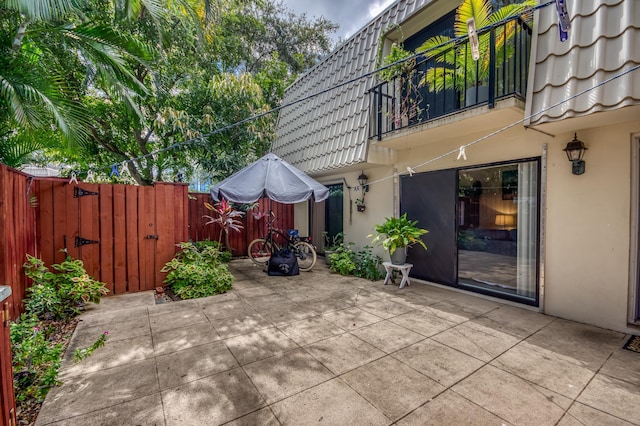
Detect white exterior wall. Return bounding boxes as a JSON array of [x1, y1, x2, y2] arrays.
[[301, 120, 640, 333], [544, 124, 636, 333]]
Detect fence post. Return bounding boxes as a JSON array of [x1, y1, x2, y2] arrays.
[[488, 27, 496, 109]]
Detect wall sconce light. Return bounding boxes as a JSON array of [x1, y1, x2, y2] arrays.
[[563, 133, 588, 175], [358, 172, 369, 192]]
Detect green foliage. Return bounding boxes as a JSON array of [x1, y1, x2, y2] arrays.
[[194, 240, 232, 262], [23, 255, 109, 321], [378, 43, 415, 82], [161, 242, 233, 299], [329, 243, 357, 276], [74, 331, 109, 363], [417, 0, 534, 92], [323, 231, 344, 252], [10, 315, 64, 403], [354, 246, 385, 281], [369, 213, 428, 255], [329, 243, 384, 280]]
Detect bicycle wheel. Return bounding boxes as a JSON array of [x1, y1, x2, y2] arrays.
[[248, 238, 273, 266], [293, 241, 317, 271]]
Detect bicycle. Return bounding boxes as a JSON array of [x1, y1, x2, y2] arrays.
[[247, 211, 317, 271]]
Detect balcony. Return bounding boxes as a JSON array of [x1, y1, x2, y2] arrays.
[[369, 17, 532, 141]]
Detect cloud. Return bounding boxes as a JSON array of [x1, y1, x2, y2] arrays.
[[281, 0, 396, 41]]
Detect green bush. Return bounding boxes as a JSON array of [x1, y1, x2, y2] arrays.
[[10, 315, 64, 403], [354, 246, 384, 281], [23, 255, 109, 321], [194, 240, 232, 262], [328, 243, 357, 276], [161, 242, 233, 299]]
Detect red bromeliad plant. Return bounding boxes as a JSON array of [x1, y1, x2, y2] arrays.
[[204, 198, 245, 251]]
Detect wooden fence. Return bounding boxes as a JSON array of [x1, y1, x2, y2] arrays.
[[188, 193, 294, 256], [0, 164, 295, 425], [34, 179, 189, 297], [0, 166, 37, 320]]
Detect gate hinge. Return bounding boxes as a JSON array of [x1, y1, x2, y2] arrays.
[[75, 236, 99, 247], [74, 187, 99, 198]]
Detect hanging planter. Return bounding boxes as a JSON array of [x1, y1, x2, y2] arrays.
[[355, 198, 366, 212]]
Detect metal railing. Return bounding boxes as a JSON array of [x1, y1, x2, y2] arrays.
[[369, 16, 532, 140]]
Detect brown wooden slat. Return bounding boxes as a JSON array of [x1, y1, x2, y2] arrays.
[[125, 185, 139, 292], [99, 184, 114, 293], [155, 183, 174, 287], [64, 182, 80, 261], [37, 180, 55, 267], [78, 183, 100, 280], [138, 186, 156, 291], [112, 185, 127, 294]]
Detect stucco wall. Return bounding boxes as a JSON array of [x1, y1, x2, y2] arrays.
[[544, 125, 635, 333], [301, 120, 640, 333]]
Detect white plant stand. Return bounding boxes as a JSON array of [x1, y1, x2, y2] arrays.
[[382, 262, 413, 289]]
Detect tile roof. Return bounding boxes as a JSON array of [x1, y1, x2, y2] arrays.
[[273, 0, 435, 174], [526, 0, 640, 126]]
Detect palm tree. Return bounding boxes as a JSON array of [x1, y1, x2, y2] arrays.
[[417, 0, 534, 94], [0, 0, 154, 163]]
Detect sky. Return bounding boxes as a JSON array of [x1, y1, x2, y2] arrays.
[[281, 0, 396, 43]]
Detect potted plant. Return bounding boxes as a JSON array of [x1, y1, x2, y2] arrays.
[[378, 38, 423, 126], [355, 198, 366, 212], [322, 231, 344, 266], [416, 0, 534, 105], [369, 213, 428, 265]]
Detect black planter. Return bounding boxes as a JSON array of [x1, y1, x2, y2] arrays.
[[357, 205, 366, 212]]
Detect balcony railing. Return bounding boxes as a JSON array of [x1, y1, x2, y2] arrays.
[[369, 17, 532, 140]]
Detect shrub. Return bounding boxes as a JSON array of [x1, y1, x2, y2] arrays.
[[161, 242, 233, 299], [329, 243, 357, 276], [330, 243, 384, 280], [194, 240, 232, 262], [10, 315, 64, 403], [23, 255, 109, 321], [354, 246, 384, 281]]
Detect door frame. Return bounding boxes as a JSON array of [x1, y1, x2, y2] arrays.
[[629, 134, 640, 325]]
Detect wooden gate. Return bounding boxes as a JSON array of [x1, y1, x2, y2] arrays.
[[34, 179, 188, 295]]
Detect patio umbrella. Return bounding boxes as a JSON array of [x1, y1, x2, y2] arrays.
[[210, 153, 329, 204]]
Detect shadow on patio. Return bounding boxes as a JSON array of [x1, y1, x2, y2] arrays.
[[35, 259, 640, 425]]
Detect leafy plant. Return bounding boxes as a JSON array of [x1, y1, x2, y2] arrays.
[[323, 231, 344, 252], [417, 0, 534, 93], [329, 243, 357, 276], [194, 240, 232, 262], [10, 315, 64, 403], [354, 246, 384, 281], [204, 198, 245, 252], [378, 42, 415, 83], [23, 255, 109, 321], [161, 242, 233, 299], [74, 332, 109, 363], [369, 213, 428, 255]]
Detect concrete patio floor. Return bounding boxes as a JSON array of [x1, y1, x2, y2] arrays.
[[35, 259, 640, 425]]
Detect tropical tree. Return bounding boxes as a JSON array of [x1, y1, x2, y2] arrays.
[[0, 0, 154, 167], [416, 0, 534, 93]]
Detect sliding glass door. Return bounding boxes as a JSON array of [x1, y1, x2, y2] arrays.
[[457, 160, 539, 303], [401, 158, 540, 305]]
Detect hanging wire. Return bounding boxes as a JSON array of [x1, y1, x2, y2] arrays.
[[98, 1, 556, 177], [365, 62, 640, 188]]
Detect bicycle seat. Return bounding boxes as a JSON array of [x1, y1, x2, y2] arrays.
[[287, 229, 299, 237]]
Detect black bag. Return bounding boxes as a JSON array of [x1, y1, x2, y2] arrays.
[[267, 249, 300, 276]]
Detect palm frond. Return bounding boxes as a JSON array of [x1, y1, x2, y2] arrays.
[[3, 0, 80, 21]]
